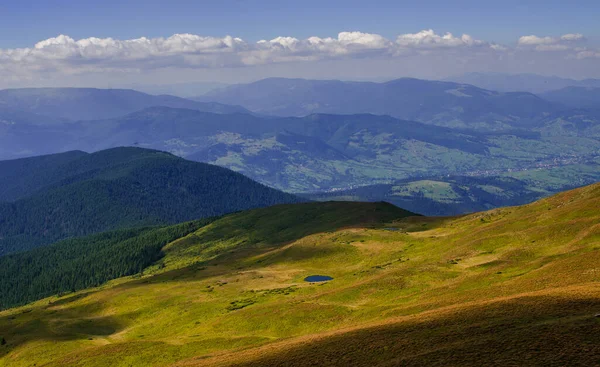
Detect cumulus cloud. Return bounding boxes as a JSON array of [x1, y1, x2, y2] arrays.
[[0, 30, 597, 83], [518, 35, 556, 46], [0, 30, 498, 77], [560, 33, 585, 42], [396, 29, 486, 49], [574, 49, 600, 59], [517, 33, 586, 51]]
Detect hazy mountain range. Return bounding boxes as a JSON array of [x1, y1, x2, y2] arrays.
[[198, 77, 558, 130], [446, 72, 600, 94], [0, 87, 248, 121], [1, 77, 599, 197], [539, 86, 600, 109]]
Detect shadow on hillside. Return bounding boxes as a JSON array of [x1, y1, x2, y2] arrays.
[[45, 292, 90, 308], [0, 300, 136, 359], [127, 202, 415, 283], [200, 201, 414, 245], [0, 201, 422, 359], [213, 293, 600, 367]]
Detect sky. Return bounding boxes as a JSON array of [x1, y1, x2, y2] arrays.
[[0, 0, 599, 88]]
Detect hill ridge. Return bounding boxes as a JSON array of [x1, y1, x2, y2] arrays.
[[0, 147, 301, 256]]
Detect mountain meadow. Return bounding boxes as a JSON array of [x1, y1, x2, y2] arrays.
[[0, 183, 599, 366]]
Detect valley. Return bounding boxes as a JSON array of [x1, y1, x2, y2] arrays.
[[0, 79, 598, 216]]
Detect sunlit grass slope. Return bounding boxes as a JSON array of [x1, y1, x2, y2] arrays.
[[1, 185, 600, 366]]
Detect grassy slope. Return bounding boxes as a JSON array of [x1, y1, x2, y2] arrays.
[[1, 187, 599, 366]]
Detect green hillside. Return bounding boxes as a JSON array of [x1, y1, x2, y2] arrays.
[[0, 184, 599, 366], [0, 147, 301, 255]]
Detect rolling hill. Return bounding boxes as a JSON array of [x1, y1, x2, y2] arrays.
[[3, 104, 598, 195], [68, 107, 598, 193], [305, 175, 548, 215], [199, 77, 557, 130], [0, 105, 69, 126], [540, 86, 600, 109], [1, 104, 599, 201], [0, 147, 301, 256], [0, 107, 496, 189], [305, 162, 600, 216], [446, 72, 600, 94], [0, 87, 249, 121], [0, 183, 598, 366]]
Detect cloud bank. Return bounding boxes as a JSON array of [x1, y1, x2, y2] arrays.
[[517, 33, 587, 52], [0, 30, 598, 84], [4, 30, 496, 72]]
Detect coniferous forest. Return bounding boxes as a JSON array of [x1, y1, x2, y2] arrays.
[[0, 218, 215, 310], [0, 147, 302, 256]]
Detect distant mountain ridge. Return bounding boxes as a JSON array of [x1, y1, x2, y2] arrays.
[[446, 72, 600, 94], [539, 86, 600, 109], [1, 104, 600, 194], [198, 77, 557, 130], [0, 87, 249, 121], [0, 79, 599, 201]]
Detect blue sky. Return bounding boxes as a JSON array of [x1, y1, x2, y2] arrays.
[[1, 0, 598, 47], [0, 0, 599, 87]]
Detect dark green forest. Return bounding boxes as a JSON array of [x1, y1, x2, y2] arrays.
[[0, 218, 215, 310], [0, 147, 301, 256]]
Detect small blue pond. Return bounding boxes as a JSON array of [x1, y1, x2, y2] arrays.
[[304, 275, 333, 282]]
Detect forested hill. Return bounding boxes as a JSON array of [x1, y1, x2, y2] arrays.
[[0, 147, 302, 256]]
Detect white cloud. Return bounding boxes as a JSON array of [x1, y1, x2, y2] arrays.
[[396, 29, 486, 49], [560, 33, 585, 42], [574, 50, 600, 59], [517, 33, 587, 52], [490, 44, 509, 51], [535, 44, 570, 52], [517, 35, 556, 46], [338, 31, 391, 48], [0, 30, 597, 84], [1, 30, 492, 77]]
